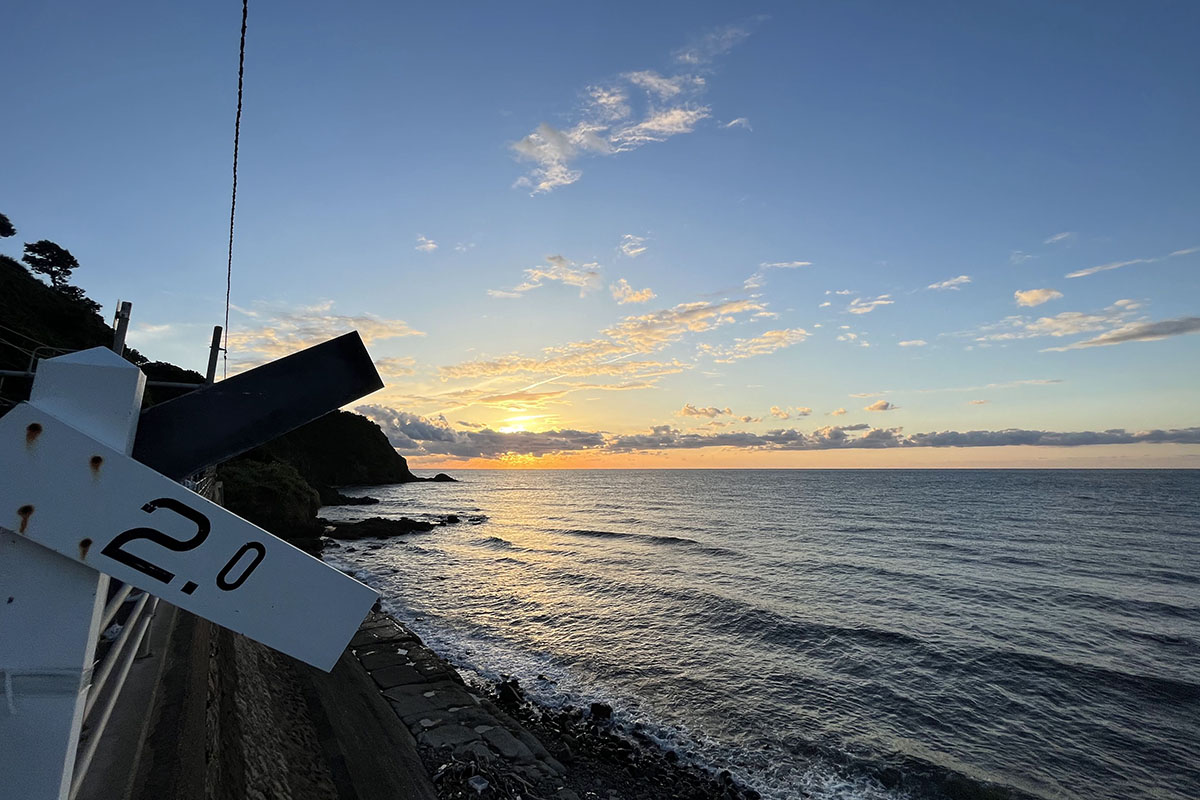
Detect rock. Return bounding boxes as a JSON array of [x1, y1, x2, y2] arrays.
[[441, 514, 461, 524], [418, 723, 480, 749], [430, 473, 457, 482], [554, 790, 581, 800], [326, 516, 437, 540], [590, 702, 613, 721], [482, 726, 533, 761], [497, 678, 524, 707]]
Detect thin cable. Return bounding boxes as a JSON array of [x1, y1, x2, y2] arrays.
[[223, 0, 248, 380]]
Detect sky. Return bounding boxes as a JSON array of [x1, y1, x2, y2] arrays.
[[3, 1, 1199, 468]]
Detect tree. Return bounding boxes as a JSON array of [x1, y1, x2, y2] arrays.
[[55, 284, 102, 315], [0, 213, 14, 238], [22, 240, 79, 288]]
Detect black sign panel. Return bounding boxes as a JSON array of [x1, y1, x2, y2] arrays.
[[133, 332, 383, 479]]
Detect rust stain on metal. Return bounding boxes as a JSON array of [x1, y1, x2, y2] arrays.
[[79, 538, 93, 559], [25, 422, 43, 446], [90, 455, 104, 475], [17, 505, 34, 534]]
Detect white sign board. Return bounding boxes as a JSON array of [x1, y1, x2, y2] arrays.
[[0, 403, 377, 671]]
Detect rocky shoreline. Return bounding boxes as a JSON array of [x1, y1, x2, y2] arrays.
[[350, 611, 764, 800]]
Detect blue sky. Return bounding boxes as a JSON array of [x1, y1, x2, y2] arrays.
[[4, 1, 1198, 467]]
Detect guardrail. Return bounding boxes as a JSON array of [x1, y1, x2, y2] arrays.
[[67, 471, 216, 800]]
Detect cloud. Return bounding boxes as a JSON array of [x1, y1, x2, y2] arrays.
[[476, 389, 571, 409], [1044, 232, 1075, 245], [511, 24, 751, 193], [819, 301, 831, 308], [415, 235, 438, 252], [454, 242, 476, 253], [724, 117, 752, 131], [970, 303, 1141, 344], [625, 70, 699, 99], [442, 297, 766, 381], [360, 404, 1200, 460], [699, 328, 809, 362], [968, 400, 989, 405], [864, 399, 898, 412], [619, 234, 648, 258], [848, 295, 894, 314], [610, 278, 656, 304], [744, 260, 812, 290], [1043, 316, 1200, 352], [769, 406, 813, 420], [374, 356, 416, 377], [1066, 246, 1198, 279], [227, 302, 424, 368], [492, 254, 603, 298], [829, 408, 847, 416], [604, 425, 1200, 454], [676, 403, 732, 418], [357, 405, 606, 459], [1010, 251, 1035, 265], [673, 22, 753, 65], [898, 340, 927, 347], [1014, 288, 1064, 307], [927, 275, 971, 290]]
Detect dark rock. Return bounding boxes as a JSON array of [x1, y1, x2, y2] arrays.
[[664, 750, 678, 763], [326, 516, 437, 540], [430, 473, 457, 482], [497, 678, 524, 708], [318, 486, 380, 506], [590, 702, 613, 721], [441, 514, 461, 524]]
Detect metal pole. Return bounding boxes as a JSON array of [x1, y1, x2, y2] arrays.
[[0, 348, 146, 800], [110, 302, 133, 356], [205, 326, 223, 384]]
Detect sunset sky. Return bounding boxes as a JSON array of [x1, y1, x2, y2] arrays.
[[4, 2, 1198, 468]]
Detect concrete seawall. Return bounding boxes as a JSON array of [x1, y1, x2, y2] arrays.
[[127, 608, 437, 800]]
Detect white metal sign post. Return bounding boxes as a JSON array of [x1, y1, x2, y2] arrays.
[[0, 348, 379, 800]]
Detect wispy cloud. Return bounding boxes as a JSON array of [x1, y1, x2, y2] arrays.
[[1014, 288, 1063, 307], [864, 399, 898, 412], [1010, 251, 1035, 265], [968, 399, 989, 405], [610, 278, 656, 305], [848, 295, 894, 314], [1044, 232, 1075, 245], [970, 301, 1141, 343], [927, 275, 971, 291], [490, 254, 603, 298], [829, 408, 847, 416], [1066, 246, 1198, 279], [724, 117, 752, 131], [619, 234, 648, 258], [1042, 316, 1200, 351], [677, 403, 732, 418], [770, 405, 811, 420], [442, 297, 766, 381], [374, 356, 417, 377], [744, 260, 812, 290], [415, 234, 438, 252], [228, 302, 424, 369], [699, 328, 809, 362], [898, 339, 927, 347], [511, 23, 753, 193]]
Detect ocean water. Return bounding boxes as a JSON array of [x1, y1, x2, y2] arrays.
[[324, 470, 1200, 800]]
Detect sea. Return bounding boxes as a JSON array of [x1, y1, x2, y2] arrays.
[[322, 470, 1200, 800]]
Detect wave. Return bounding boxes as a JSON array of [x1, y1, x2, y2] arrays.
[[550, 527, 739, 557]]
